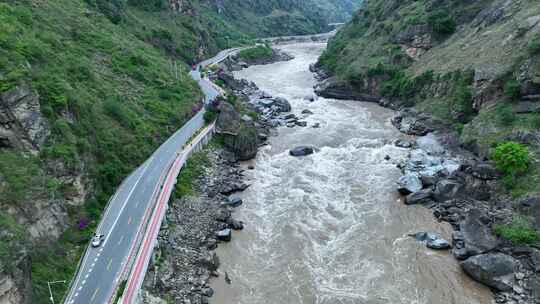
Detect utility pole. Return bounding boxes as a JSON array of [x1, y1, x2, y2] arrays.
[[47, 280, 66, 304]]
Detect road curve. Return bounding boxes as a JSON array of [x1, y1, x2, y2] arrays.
[[63, 48, 241, 304]]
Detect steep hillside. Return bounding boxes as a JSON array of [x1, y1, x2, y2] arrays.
[[200, 0, 361, 36], [318, 0, 540, 194], [0, 0, 358, 303]]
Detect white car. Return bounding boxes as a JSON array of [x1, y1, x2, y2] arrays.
[[91, 234, 104, 248]]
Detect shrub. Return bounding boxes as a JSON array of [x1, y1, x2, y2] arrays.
[[427, 10, 456, 35], [494, 216, 540, 245], [455, 80, 473, 119], [203, 107, 219, 123], [528, 38, 540, 55], [496, 105, 516, 126], [492, 141, 529, 176], [504, 80, 521, 100]]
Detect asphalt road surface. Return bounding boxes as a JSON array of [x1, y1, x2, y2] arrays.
[[64, 48, 240, 304]]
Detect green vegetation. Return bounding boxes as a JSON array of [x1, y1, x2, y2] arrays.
[[427, 10, 456, 35], [237, 45, 274, 61], [113, 280, 127, 304], [492, 141, 529, 176], [504, 79, 521, 100], [174, 148, 210, 197], [528, 37, 540, 55], [494, 216, 540, 245]]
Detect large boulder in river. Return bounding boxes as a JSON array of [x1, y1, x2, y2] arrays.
[[461, 253, 517, 291], [216, 102, 258, 161], [397, 173, 422, 195], [314, 77, 380, 102], [405, 189, 433, 205], [411, 232, 451, 250], [290, 146, 314, 157], [273, 97, 291, 112]]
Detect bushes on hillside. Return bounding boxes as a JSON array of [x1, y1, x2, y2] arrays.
[[427, 10, 456, 35], [492, 141, 529, 176], [528, 37, 540, 55], [504, 79, 521, 100]]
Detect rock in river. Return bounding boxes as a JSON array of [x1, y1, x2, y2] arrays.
[[410, 232, 451, 250], [461, 253, 518, 291], [290, 146, 315, 157], [397, 173, 422, 195], [222, 196, 243, 208], [216, 228, 232, 242], [405, 189, 433, 205]]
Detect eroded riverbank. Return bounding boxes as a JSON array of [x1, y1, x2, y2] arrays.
[[210, 43, 493, 304]]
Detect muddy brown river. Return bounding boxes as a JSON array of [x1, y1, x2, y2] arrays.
[[211, 43, 493, 304]]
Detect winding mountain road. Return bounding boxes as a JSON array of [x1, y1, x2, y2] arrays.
[[63, 48, 240, 304]]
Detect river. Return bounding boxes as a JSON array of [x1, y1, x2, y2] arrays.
[[211, 42, 493, 304]]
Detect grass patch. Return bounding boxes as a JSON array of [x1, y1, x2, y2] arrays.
[[174, 148, 211, 198], [494, 216, 540, 245]]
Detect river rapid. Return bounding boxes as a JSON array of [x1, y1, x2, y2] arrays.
[[211, 43, 493, 304]]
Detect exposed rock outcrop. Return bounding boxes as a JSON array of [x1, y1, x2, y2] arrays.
[[0, 85, 49, 152], [216, 101, 258, 161], [314, 77, 381, 102]]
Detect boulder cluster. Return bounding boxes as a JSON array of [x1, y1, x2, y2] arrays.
[[391, 112, 540, 303], [143, 149, 248, 304]]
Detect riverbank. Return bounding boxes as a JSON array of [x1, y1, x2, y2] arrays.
[[313, 59, 540, 303], [139, 47, 296, 304]]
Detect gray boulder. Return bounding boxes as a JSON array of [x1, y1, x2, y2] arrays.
[[433, 179, 464, 202], [397, 173, 422, 195], [517, 196, 540, 230], [290, 146, 314, 157], [410, 232, 451, 250], [471, 163, 499, 180], [405, 189, 433, 205], [221, 196, 243, 208], [273, 97, 291, 112], [459, 209, 499, 258], [395, 139, 415, 148], [216, 229, 232, 242], [461, 253, 517, 291]]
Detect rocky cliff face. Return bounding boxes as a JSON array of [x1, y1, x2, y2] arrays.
[[0, 86, 49, 153], [216, 101, 258, 161]]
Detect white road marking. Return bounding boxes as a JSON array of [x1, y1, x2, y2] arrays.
[[101, 159, 153, 249], [82, 280, 86, 285], [118, 235, 124, 245]]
